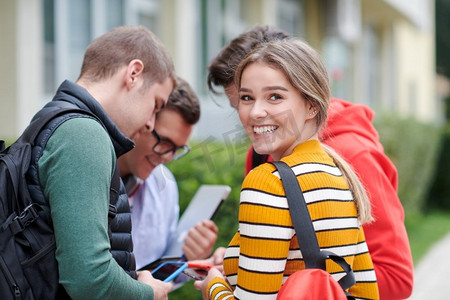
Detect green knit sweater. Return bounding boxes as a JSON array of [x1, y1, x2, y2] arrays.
[[39, 117, 153, 299]]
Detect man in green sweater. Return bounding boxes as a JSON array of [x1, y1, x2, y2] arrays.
[[31, 26, 176, 299]]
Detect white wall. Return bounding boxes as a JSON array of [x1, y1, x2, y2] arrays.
[[0, 0, 43, 139], [17, 0, 43, 132]]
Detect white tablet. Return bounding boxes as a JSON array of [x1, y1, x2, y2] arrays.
[[162, 184, 231, 258]]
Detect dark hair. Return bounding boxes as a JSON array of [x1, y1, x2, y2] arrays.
[[79, 25, 176, 88], [159, 77, 200, 125], [207, 25, 290, 93]]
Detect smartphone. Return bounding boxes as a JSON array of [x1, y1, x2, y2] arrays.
[[182, 262, 214, 281], [138, 256, 182, 271], [151, 261, 188, 282]]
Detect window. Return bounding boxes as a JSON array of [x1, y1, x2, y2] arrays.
[[362, 24, 380, 107], [42, 0, 158, 99], [43, 0, 55, 95], [277, 0, 304, 37], [322, 36, 353, 100], [201, 0, 247, 94]]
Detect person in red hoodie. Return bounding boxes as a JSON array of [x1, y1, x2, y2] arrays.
[[207, 25, 414, 299]]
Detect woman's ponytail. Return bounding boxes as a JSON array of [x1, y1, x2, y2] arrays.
[[322, 144, 373, 224]]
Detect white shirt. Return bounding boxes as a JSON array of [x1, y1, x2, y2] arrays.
[[129, 165, 179, 270]]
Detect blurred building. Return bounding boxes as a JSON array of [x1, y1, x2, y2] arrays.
[[0, 0, 437, 142]]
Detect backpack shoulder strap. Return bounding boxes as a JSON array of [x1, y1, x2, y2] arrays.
[[34, 103, 119, 218], [36, 103, 119, 216], [0, 106, 99, 232], [18, 106, 98, 146], [271, 161, 356, 292], [271, 161, 324, 269]]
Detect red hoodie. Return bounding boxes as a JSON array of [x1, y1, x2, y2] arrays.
[[245, 98, 414, 299]]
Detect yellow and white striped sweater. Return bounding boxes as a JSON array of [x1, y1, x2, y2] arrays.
[[207, 140, 379, 300]]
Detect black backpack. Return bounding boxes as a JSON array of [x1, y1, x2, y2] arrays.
[[0, 106, 120, 299]]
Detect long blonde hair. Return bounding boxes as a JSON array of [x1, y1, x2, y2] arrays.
[[235, 39, 372, 224], [322, 144, 373, 223]]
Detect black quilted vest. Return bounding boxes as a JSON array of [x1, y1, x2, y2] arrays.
[[25, 81, 137, 286]]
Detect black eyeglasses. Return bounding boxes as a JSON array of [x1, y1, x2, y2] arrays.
[[151, 130, 190, 160]]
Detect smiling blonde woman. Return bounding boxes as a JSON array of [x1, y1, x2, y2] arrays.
[[195, 38, 379, 300]]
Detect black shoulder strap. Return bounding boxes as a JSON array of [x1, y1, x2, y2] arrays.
[[36, 104, 120, 220], [37, 101, 120, 212], [271, 161, 356, 293], [271, 161, 324, 269], [23, 104, 118, 217], [17, 107, 96, 146], [1, 106, 102, 232]]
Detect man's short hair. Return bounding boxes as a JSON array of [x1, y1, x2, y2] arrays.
[[207, 25, 290, 93], [79, 25, 176, 88], [160, 77, 200, 125]]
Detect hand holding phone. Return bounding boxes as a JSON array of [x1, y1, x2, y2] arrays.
[[137, 270, 173, 298], [151, 261, 188, 282]]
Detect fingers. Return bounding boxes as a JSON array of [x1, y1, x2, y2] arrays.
[[136, 270, 173, 299], [215, 264, 224, 275], [200, 220, 219, 233], [183, 220, 218, 260], [212, 247, 226, 265], [137, 271, 173, 300]]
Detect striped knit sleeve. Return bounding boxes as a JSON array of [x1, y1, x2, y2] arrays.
[[347, 229, 379, 299], [206, 278, 234, 300], [233, 164, 292, 299]]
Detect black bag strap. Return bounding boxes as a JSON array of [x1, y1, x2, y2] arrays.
[[32, 103, 120, 220], [271, 161, 323, 269], [271, 161, 356, 294], [17, 106, 98, 146], [1, 106, 107, 232]]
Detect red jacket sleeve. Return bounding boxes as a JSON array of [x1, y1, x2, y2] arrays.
[[345, 148, 414, 299]]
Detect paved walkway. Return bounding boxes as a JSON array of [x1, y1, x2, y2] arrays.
[[408, 233, 450, 299]]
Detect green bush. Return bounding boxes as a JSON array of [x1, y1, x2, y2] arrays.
[[427, 123, 450, 210], [167, 138, 249, 298], [373, 113, 442, 214], [167, 138, 249, 249]]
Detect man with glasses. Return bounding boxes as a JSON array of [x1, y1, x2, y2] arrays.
[[118, 77, 218, 270], [151, 130, 191, 160]]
